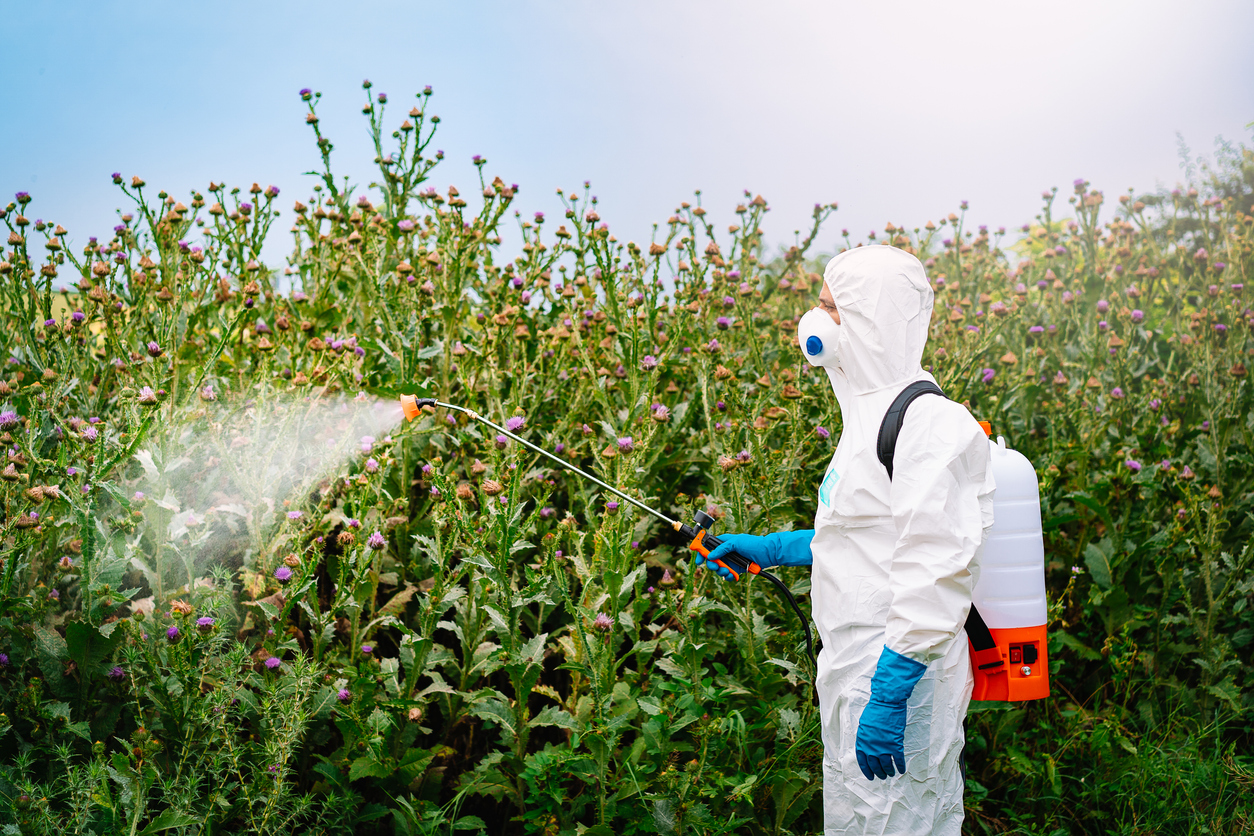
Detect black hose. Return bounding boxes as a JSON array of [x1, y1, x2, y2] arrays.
[[755, 568, 818, 671]]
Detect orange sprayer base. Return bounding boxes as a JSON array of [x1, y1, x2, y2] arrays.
[[970, 624, 1050, 701]]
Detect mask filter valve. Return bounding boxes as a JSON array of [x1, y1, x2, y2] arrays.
[[797, 307, 842, 368]]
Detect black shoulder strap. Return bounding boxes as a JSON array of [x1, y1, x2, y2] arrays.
[[876, 380, 947, 480]]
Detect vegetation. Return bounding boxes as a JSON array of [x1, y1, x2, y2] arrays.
[[1, 83, 1252, 834]]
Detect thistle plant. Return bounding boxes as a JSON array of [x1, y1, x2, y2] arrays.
[[0, 86, 1252, 835]]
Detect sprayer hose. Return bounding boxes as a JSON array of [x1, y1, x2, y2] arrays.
[[755, 568, 817, 670]]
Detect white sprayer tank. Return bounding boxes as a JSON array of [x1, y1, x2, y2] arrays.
[[970, 434, 1050, 701]]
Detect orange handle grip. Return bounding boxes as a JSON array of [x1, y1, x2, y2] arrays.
[[687, 530, 762, 578]]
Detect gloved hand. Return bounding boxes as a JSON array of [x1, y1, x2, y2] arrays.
[[696, 530, 814, 581], [855, 645, 927, 780]]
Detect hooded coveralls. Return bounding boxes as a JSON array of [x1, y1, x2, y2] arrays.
[[810, 246, 995, 835]]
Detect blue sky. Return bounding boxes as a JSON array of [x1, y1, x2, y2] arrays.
[[3, 0, 1252, 268]]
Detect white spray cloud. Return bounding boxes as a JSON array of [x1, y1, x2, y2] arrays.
[[122, 393, 406, 604]]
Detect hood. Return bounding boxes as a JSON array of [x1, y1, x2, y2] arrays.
[[820, 245, 934, 396]]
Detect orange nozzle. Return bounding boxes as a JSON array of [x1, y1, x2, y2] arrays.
[[406, 393, 441, 418], [978, 420, 992, 437]]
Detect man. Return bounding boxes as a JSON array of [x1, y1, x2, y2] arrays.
[[696, 245, 995, 835]]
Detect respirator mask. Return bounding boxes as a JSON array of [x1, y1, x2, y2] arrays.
[[797, 307, 843, 369]]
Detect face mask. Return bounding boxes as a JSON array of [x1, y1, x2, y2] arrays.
[[797, 307, 843, 369]]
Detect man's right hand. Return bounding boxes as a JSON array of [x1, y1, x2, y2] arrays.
[[695, 530, 814, 581]]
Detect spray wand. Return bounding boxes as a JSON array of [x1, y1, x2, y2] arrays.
[[400, 395, 816, 668]]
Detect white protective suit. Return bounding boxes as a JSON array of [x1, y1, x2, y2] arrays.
[[804, 245, 995, 835]]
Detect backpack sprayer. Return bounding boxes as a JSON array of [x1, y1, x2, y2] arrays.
[[400, 395, 817, 668]]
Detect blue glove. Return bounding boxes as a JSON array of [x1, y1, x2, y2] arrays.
[[696, 530, 814, 581], [855, 645, 927, 780]]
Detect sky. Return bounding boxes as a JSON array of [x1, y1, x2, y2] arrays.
[[3, 0, 1252, 270]]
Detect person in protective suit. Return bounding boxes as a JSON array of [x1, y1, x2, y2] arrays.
[[695, 245, 995, 835]]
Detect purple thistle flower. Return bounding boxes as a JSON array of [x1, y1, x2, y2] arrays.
[[108, 665, 124, 681], [72, 310, 85, 323], [81, 426, 99, 442], [1201, 420, 1211, 430], [361, 644, 373, 655], [166, 625, 180, 642], [716, 316, 731, 330], [274, 566, 293, 584], [44, 318, 57, 328], [494, 434, 509, 449], [66, 467, 78, 476], [48, 589, 59, 600], [1131, 309, 1144, 323], [1098, 320, 1109, 331], [640, 355, 658, 370], [593, 613, 613, 632], [1214, 323, 1227, 333], [1111, 387, 1125, 399], [606, 501, 620, 515], [982, 368, 995, 384], [816, 426, 831, 440], [265, 656, 281, 670], [1149, 398, 1162, 411], [1125, 459, 1142, 472], [337, 688, 352, 703], [1160, 460, 1172, 470], [1028, 325, 1044, 335], [347, 518, 361, 529], [196, 616, 215, 633], [1097, 299, 1109, 313], [300, 87, 312, 99], [367, 531, 386, 550], [540, 507, 555, 519], [0, 411, 17, 426], [146, 341, 162, 357], [287, 511, 302, 520], [617, 436, 634, 452], [505, 416, 525, 432], [0, 654, 10, 667], [365, 458, 379, 473]]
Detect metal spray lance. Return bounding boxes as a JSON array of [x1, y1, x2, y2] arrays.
[[399, 395, 816, 667]]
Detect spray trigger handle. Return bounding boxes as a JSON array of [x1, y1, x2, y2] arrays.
[[682, 516, 761, 579]]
